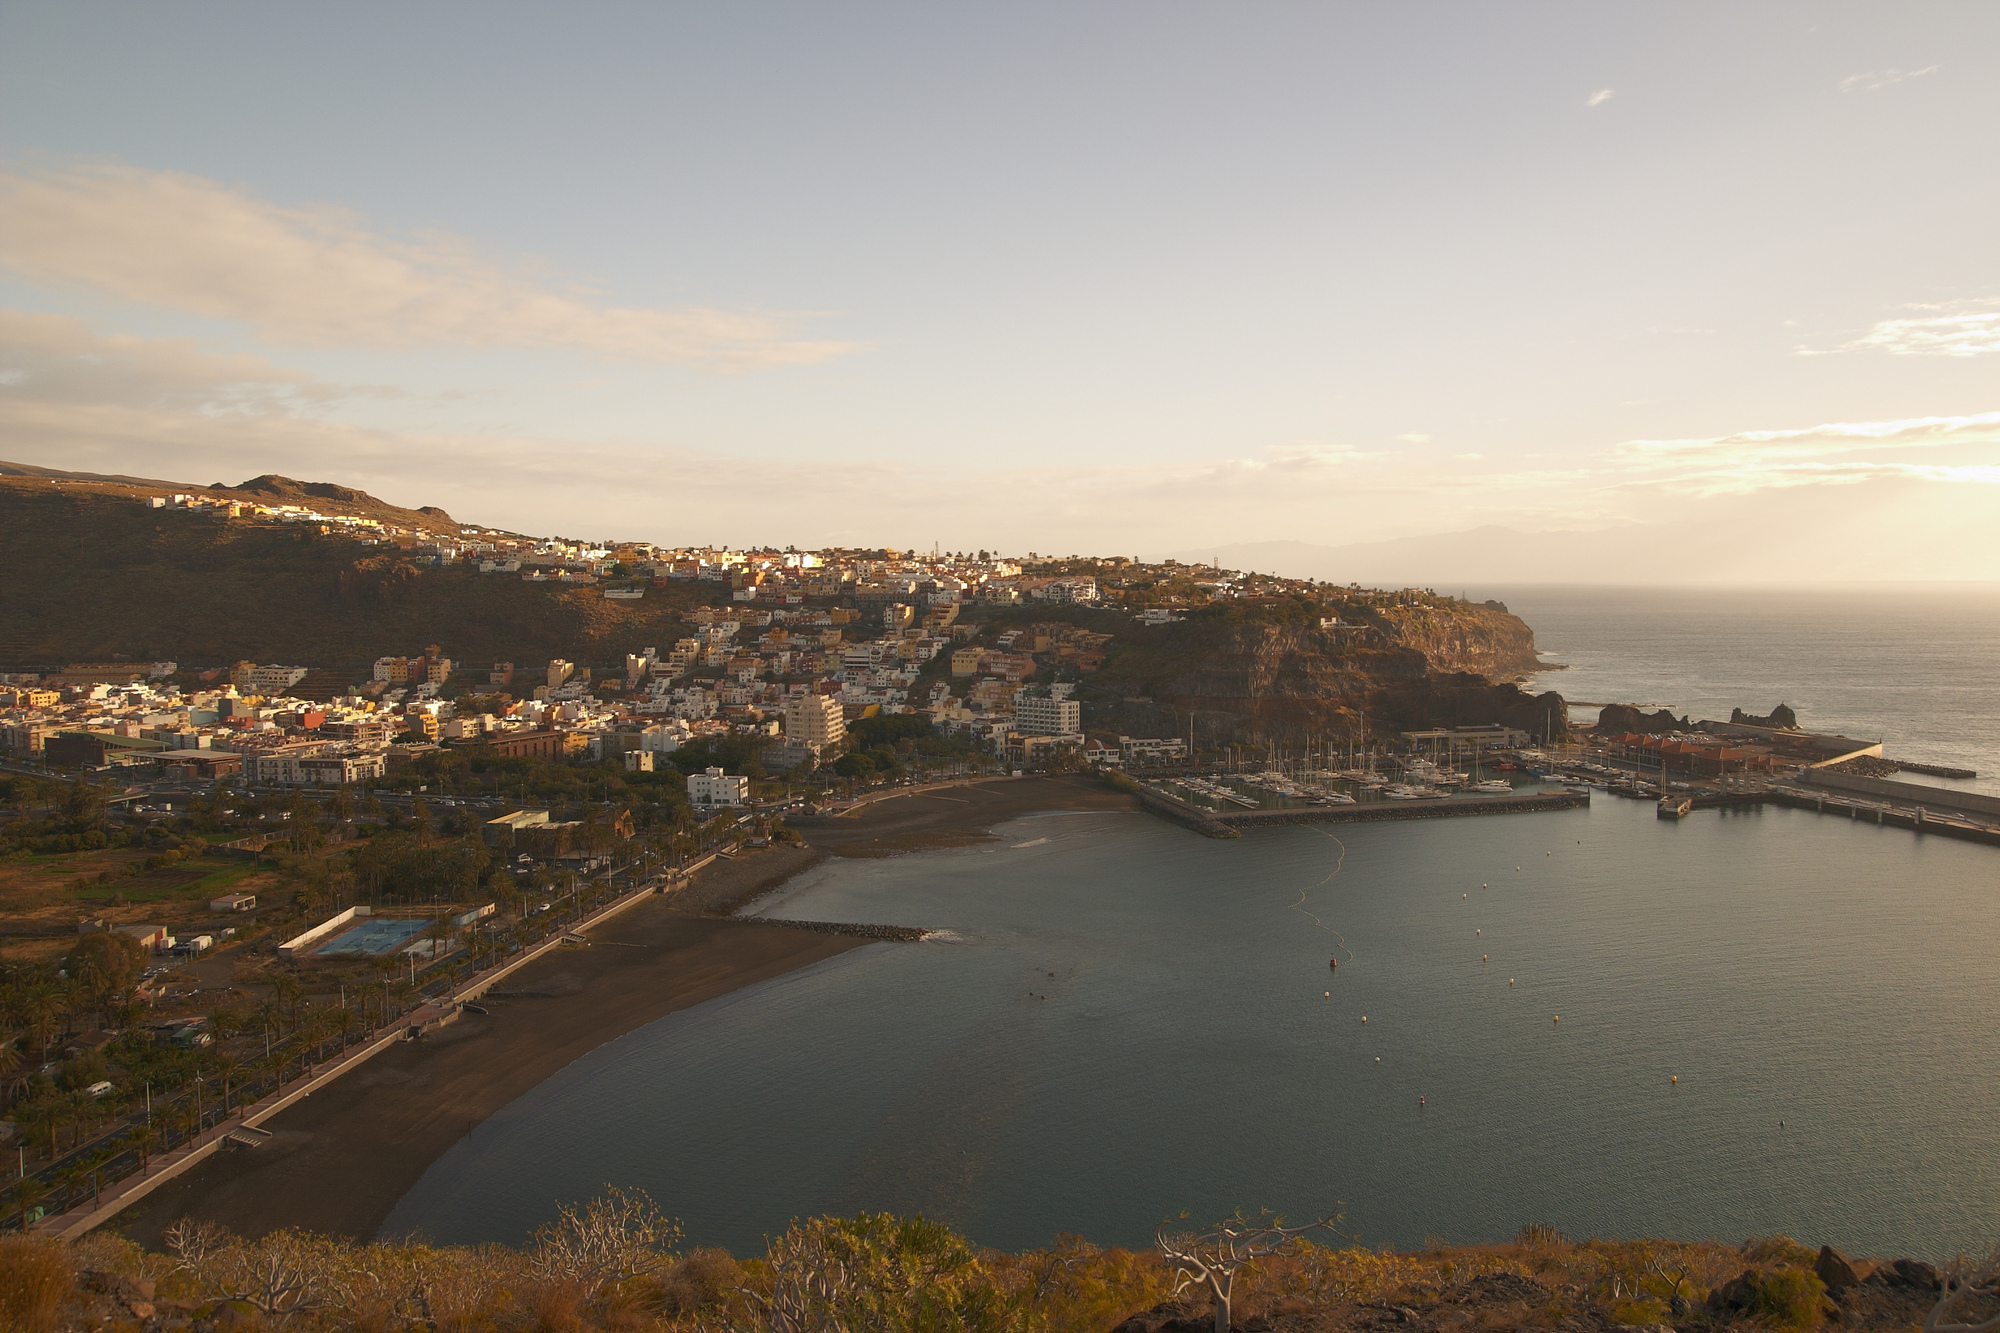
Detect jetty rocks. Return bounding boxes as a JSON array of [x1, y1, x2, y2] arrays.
[[754, 917, 928, 942], [1598, 703, 1692, 734], [1731, 702, 1799, 730]]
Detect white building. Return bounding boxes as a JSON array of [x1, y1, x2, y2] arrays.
[[245, 665, 308, 693], [783, 694, 847, 750], [1014, 694, 1081, 736], [688, 766, 749, 806]]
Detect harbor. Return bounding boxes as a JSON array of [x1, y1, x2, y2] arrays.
[[1122, 714, 2000, 849]]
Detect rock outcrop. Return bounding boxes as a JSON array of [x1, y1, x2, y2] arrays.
[[1596, 704, 1690, 735], [1731, 703, 1799, 729]]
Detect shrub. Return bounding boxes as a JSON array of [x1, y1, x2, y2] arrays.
[[0, 1235, 74, 1333], [1612, 1297, 1670, 1326], [1743, 1235, 1817, 1267], [1746, 1266, 1825, 1331]]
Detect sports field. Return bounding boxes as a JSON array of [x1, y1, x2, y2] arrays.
[[317, 917, 433, 956]]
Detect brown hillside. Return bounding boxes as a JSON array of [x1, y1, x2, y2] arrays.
[[0, 480, 699, 672]]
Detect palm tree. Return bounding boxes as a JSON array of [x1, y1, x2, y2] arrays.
[[252, 998, 284, 1057], [126, 1124, 158, 1175], [51, 1162, 83, 1214], [10, 1174, 47, 1231], [63, 1089, 94, 1152], [22, 1101, 59, 1164], [214, 1055, 243, 1116], [270, 974, 304, 1031], [82, 1147, 114, 1210], [0, 1036, 23, 1103]]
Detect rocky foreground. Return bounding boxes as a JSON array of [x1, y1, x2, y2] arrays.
[[4, 1209, 1994, 1333], [1115, 1246, 1983, 1333]]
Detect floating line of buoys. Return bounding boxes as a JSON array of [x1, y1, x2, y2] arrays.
[[1290, 828, 1355, 963]]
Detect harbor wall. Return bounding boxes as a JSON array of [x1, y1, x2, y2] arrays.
[[1768, 789, 2000, 848], [1797, 768, 2000, 817], [1210, 790, 1589, 827]]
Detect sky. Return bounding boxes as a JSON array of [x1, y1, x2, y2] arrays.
[[1, 2, 1996, 579]]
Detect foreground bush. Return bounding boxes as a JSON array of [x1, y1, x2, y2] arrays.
[[19, 1205, 1994, 1333]]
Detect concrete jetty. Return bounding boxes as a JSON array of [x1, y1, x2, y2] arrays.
[[1139, 783, 1587, 833]]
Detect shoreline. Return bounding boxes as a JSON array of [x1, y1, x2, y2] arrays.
[[107, 775, 1136, 1245]]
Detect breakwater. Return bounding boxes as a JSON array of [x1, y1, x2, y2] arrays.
[[1135, 785, 1239, 838], [1896, 761, 1978, 780], [1767, 787, 2000, 849], [751, 917, 930, 942], [1210, 789, 1590, 827], [1138, 782, 1588, 833]]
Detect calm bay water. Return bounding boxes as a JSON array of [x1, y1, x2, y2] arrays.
[[387, 801, 2000, 1258], [1492, 584, 2000, 796], [384, 586, 2000, 1258]]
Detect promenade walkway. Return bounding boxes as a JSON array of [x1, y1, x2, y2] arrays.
[[34, 871, 671, 1240]]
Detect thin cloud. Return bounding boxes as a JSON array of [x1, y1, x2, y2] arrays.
[[6, 338, 1995, 560], [1586, 89, 1614, 108], [1838, 65, 1939, 94], [1845, 303, 2000, 358], [0, 307, 369, 412], [1614, 411, 2000, 461], [0, 163, 857, 370]]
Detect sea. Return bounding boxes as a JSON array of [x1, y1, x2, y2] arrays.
[[382, 586, 2000, 1260]]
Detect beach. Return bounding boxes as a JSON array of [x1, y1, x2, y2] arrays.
[[110, 774, 1135, 1245]]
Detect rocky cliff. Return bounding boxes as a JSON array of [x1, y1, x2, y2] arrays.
[[1078, 610, 1567, 748], [1370, 602, 1544, 681]]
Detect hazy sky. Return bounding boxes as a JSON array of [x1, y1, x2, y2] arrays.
[[2, 3, 1996, 575]]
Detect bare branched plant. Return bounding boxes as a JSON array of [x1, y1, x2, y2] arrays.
[[529, 1185, 679, 1301], [1155, 1208, 1341, 1333], [1929, 1245, 2000, 1333], [752, 1221, 853, 1333], [162, 1217, 230, 1273], [169, 1228, 355, 1326]]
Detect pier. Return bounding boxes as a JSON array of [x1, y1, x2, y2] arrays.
[[1139, 782, 1588, 835]]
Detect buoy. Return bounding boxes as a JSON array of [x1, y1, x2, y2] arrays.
[[1419, 1096, 1426, 1106], [1476, 928, 1481, 935], [1552, 1015, 1560, 1024], [1462, 893, 1468, 899], [1361, 1016, 1368, 1023], [1671, 1075, 1678, 1084], [1324, 991, 1330, 998], [1375, 1056, 1381, 1062], [1482, 954, 1488, 962], [1482, 883, 1487, 888]]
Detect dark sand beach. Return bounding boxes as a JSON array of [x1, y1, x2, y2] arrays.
[[110, 774, 1139, 1245]]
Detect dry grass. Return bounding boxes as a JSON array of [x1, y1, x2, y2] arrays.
[[0, 1235, 76, 1333]]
